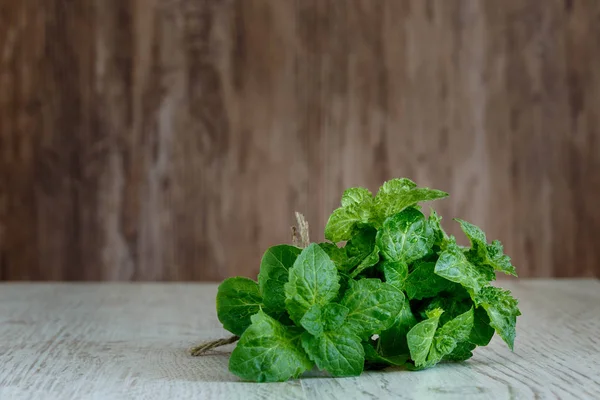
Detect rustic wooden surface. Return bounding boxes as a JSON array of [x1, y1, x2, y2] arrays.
[[0, 280, 598, 399], [1, 1, 600, 280]]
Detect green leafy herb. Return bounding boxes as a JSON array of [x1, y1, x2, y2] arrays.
[[344, 227, 378, 272], [455, 219, 517, 276], [475, 286, 521, 350], [212, 178, 520, 381], [404, 260, 458, 300], [216, 277, 263, 335], [377, 295, 417, 357], [341, 187, 373, 207], [372, 179, 448, 226], [324, 190, 373, 242], [376, 208, 435, 264], [407, 308, 443, 367], [258, 245, 302, 312], [284, 243, 341, 324], [300, 303, 349, 336], [434, 240, 495, 297], [318, 242, 347, 271], [382, 260, 408, 289], [229, 311, 312, 382], [301, 330, 365, 377], [340, 279, 405, 340]]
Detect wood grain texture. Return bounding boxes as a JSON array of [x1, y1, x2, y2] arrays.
[[0, 280, 599, 399], [1, 0, 599, 280]]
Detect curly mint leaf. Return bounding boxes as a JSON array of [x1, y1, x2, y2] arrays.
[[318, 242, 347, 271], [404, 260, 459, 300], [379, 178, 418, 192], [349, 246, 380, 278], [434, 240, 495, 296], [444, 341, 477, 361], [376, 208, 435, 264], [382, 260, 408, 290], [420, 291, 471, 323], [476, 286, 521, 350], [229, 310, 312, 382], [407, 308, 443, 367], [300, 305, 325, 336], [299, 303, 349, 336], [301, 331, 364, 377], [408, 307, 475, 368], [436, 307, 474, 344], [344, 227, 377, 271], [322, 303, 350, 331], [258, 245, 302, 312], [469, 306, 495, 346], [341, 279, 405, 340], [487, 240, 517, 276], [455, 219, 517, 276], [324, 203, 372, 242], [429, 209, 449, 249], [427, 308, 474, 364], [341, 187, 373, 207], [216, 277, 262, 335], [378, 295, 417, 357], [373, 179, 448, 226], [284, 243, 340, 324]]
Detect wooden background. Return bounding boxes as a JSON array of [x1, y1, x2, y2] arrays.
[[1, 0, 599, 281]]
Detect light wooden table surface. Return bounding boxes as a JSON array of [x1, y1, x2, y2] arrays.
[[0, 280, 598, 400]]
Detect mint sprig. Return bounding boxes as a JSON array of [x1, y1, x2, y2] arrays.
[[210, 178, 520, 382]]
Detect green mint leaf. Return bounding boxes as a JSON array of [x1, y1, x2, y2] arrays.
[[341, 279, 405, 340], [373, 179, 448, 225], [427, 308, 475, 365], [436, 307, 474, 342], [258, 245, 302, 312], [379, 178, 418, 193], [378, 295, 417, 357], [318, 242, 347, 271], [229, 310, 312, 382], [382, 260, 408, 290], [408, 307, 475, 368], [324, 202, 371, 242], [476, 286, 521, 350], [487, 240, 517, 276], [407, 308, 443, 367], [299, 303, 349, 336], [376, 208, 435, 264], [322, 303, 350, 331], [284, 243, 340, 324], [363, 342, 409, 366], [344, 227, 377, 271], [300, 305, 325, 336], [443, 341, 477, 361], [216, 277, 262, 335], [341, 187, 373, 207], [301, 331, 364, 377], [434, 240, 495, 296], [429, 208, 449, 249], [349, 246, 380, 278], [404, 260, 459, 300], [469, 306, 495, 346], [455, 219, 517, 276]]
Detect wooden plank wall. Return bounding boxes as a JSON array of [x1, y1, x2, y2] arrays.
[[1, 0, 599, 281]]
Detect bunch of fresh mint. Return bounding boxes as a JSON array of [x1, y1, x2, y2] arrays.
[[215, 178, 520, 382]]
